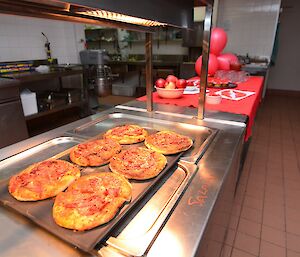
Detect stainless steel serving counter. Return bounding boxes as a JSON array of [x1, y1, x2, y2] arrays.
[[0, 100, 246, 257]]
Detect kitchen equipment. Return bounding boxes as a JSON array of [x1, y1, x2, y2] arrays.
[[80, 49, 110, 65], [112, 83, 136, 97], [0, 140, 183, 252], [0, 78, 28, 148], [0, 113, 215, 252], [80, 50, 113, 108], [95, 64, 113, 97]]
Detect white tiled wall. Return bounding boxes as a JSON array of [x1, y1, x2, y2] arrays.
[[217, 0, 281, 59], [0, 14, 85, 63], [267, 0, 300, 91]]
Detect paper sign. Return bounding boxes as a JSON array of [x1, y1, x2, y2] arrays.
[[215, 89, 255, 101]]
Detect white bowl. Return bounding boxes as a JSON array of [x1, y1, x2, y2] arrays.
[[155, 86, 184, 99], [206, 94, 222, 104]]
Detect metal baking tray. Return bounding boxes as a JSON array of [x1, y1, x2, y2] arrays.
[[0, 137, 83, 181], [99, 161, 198, 257], [70, 112, 216, 163], [0, 131, 186, 252]]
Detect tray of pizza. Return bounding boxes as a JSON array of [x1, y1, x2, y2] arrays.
[[71, 112, 215, 163], [0, 128, 197, 252]]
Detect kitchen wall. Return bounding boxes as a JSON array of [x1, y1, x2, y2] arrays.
[[217, 0, 281, 59], [267, 0, 300, 91], [0, 14, 85, 64]]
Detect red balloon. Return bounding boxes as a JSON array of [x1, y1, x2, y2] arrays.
[[217, 56, 230, 70], [210, 28, 228, 55], [219, 53, 239, 64], [195, 54, 219, 76]]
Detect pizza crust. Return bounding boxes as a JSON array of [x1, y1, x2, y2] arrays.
[[103, 125, 148, 144], [109, 147, 167, 180], [8, 160, 80, 201], [52, 172, 132, 231], [70, 139, 121, 167], [144, 131, 193, 155]]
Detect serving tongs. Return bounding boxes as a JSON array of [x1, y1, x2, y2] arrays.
[[98, 160, 197, 257]]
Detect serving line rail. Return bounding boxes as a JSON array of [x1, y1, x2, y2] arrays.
[[0, 102, 245, 257]]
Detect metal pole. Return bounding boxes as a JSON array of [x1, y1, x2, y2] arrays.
[[198, 4, 213, 119], [145, 32, 153, 112]]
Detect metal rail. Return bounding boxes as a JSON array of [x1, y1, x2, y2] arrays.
[[100, 161, 198, 257], [145, 33, 153, 112], [198, 4, 213, 119]]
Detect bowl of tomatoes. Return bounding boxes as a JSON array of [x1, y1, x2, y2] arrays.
[[155, 75, 187, 99]]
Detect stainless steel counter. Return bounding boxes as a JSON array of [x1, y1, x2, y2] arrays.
[[0, 101, 246, 257]]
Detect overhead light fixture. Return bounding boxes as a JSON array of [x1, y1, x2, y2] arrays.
[[77, 9, 166, 27]]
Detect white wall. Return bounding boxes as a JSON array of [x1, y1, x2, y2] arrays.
[[0, 14, 85, 64], [217, 0, 280, 59], [267, 0, 300, 91]]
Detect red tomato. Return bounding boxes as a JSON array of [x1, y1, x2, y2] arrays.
[[176, 79, 187, 88], [166, 75, 178, 83], [165, 81, 176, 89], [155, 78, 166, 88]]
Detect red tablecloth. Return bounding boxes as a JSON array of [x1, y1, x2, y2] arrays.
[[138, 76, 264, 141]]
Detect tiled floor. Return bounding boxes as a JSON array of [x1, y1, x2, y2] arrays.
[[226, 94, 300, 257]]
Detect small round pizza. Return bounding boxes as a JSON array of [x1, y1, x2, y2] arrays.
[[8, 160, 80, 201], [103, 124, 148, 144], [53, 172, 132, 231], [70, 138, 121, 167], [109, 147, 167, 180], [145, 131, 193, 155]]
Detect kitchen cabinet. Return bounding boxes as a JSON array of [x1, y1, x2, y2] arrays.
[[0, 78, 28, 148], [1, 66, 89, 137], [85, 27, 184, 52], [126, 28, 183, 48]]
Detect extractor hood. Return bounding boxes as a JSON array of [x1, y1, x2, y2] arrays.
[[0, 0, 194, 31]]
